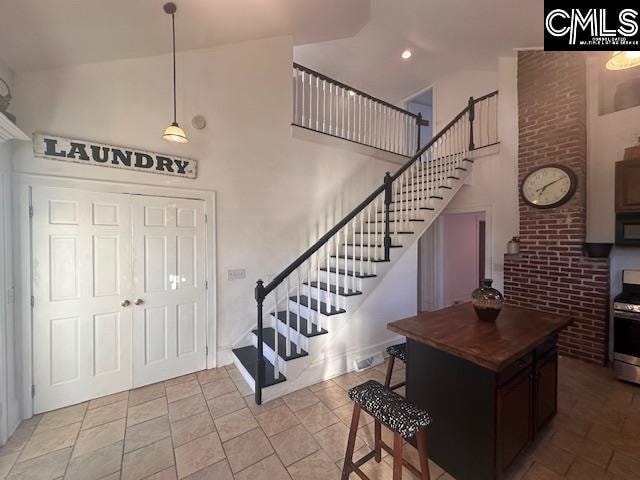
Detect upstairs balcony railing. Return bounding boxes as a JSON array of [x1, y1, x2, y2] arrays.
[[292, 63, 427, 157]]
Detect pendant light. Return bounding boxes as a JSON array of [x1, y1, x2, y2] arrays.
[[606, 51, 640, 71], [162, 2, 188, 143]]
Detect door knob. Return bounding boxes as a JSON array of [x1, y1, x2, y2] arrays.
[[134, 298, 144, 305], [121, 300, 131, 307]]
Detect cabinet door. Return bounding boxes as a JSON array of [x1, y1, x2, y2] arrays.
[[496, 367, 533, 472], [535, 349, 558, 432], [616, 159, 640, 212]]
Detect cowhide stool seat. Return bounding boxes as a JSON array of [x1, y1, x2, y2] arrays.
[[385, 343, 406, 390], [341, 380, 432, 480]]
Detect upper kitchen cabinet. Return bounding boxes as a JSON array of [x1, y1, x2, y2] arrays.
[[616, 145, 640, 212]]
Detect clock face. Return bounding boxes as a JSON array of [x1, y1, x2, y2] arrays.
[[521, 165, 577, 209]]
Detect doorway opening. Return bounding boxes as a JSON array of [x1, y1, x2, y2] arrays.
[[418, 211, 486, 311], [406, 87, 433, 150]]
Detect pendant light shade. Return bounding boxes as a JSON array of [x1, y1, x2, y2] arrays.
[[606, 51, 640, 70], [162, 2, 188, 143]]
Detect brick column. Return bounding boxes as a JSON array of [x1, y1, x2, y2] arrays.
[[504, 51, 609, 364]]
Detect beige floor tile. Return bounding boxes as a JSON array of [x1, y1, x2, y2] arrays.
[[214, 408, 259, 442], [358, 453, 395, 480], [168, 394, 207, 423], [0, 451, 19, 478], [88, 391, 129, 410], [164, 374, 197, 388], [381, 443, 444, 480], [174, 431, 225, 478], [127, 397, 168, 427], [295, 401, 340, 434], [196, 368, 230, 385], [308, 380, 337, 393], [34, 404, 87, 434], [222, 427, 274, 473], [244, 396, 284, 416], [270, 425, 321, 467], [288, 449, 340, 480], [82, 400, 128, 430], [312, 385, 350, 410], [166, 379, 202, 404], [146, 466, 178, 480], [72, 418, 126, 458], [234, 381, 253, 397], [566, 458, 614, 480], [530, 441, 575, 476], [98, 472, 121, 480], [171, 410, 214, 447], [255, 404, 300, 437], [234, 454, 291, 480], [332, 403, 373, 428], [183, 459, 233, 480], [19, 422, 81, 462], [124, 415, 171, 453], [332, 373, 363, 391], [207, 391, 245, 419], [282, 389, 319, 413], [6, 447, 71, 480], [313, 422, 364, 462], [200, 378, 236, 400], [522, 462, 565, 480], [356, 369, 388, 385], [121, 437, 174, 480], [129, 383, 166, 408], [65, 440, 123, 480], [1, 416, 41, 457], [608, 451, 640, 479]]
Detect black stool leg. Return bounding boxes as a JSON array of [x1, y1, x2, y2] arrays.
[[374, 420, 382, 462], [341, 404, 362, 480], [384, 355, 395, 389], [416, 429, 430, 480], [392, 431, 403, 480]]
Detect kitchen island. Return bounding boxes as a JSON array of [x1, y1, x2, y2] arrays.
[[387, 302, 572, 480]]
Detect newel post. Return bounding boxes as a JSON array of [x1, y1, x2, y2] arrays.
[[468, 96, 475, 151], [383, 172, 392, 261], [254, 279, 265, 405]]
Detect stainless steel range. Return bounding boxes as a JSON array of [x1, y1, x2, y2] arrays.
[[613, 270, 640, 384]]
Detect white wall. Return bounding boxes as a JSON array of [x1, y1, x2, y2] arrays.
[[432, 58, 519, 293], [10, 35, 400, 389]]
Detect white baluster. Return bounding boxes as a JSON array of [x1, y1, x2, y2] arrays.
[[301, 71, 305, 127], [367, 204, 372, 275], [306, 261, 311, 334], [326, 242, 331, 313], [274, 285, 280, 379], [359, 212, 364, 276], [351, 219, 356, 292], [296, 269, 301, 354], [322, 80, 326, 133], [286, 276, 291, 357], [316, 253, 321, 332]]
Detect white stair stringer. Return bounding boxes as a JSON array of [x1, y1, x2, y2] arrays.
[[233, 160, 475, 402]]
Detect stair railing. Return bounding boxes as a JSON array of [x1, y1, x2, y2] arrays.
[[253, 90, 498, 404], [292, 63, 430, 156]]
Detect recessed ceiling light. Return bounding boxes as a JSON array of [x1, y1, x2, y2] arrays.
[[401, 49, 412, 60]]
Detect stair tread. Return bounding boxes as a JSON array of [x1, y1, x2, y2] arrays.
[[290, 295, 346, 315], [251, 327, 308, 360], [366, 219, 425, 224], [345, 243, 402, 248], [320, 266, 377, 278], [272, 310, 328, 337], [354, 231, 414, 235], [305, 281, 362, 296], [330, 254, 389, 263], [232, 345, 287, 388], [378, 207, 434, 212]]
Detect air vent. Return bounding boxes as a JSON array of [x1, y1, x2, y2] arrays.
[[353, 352, 384, 372]]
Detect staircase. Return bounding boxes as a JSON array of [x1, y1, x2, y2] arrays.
[[232, 65, 499, 404]]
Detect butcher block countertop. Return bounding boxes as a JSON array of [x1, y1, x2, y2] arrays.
[[387, 302, 572, 371]]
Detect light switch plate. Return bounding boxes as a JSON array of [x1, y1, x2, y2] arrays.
[[228, 269, 246, 281]]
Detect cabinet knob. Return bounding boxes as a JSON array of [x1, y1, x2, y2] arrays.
[[121, 299, 131, 307], [134, 298, 144, 306]]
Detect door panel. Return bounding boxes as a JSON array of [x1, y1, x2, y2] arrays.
[[132, 196, 207, 387], [32, 187, 133, 413]]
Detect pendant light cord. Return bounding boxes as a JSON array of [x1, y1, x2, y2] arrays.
[[171, 12, 177, 124]]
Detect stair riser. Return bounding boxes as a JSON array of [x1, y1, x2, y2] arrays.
[[251, 334, 288, 374], [341, 244, 385, 257], [273, 318, 311, 350], [300, 284, 362, 309]]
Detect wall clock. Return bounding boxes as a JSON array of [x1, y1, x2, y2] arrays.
[[520, 165, 577, 209]]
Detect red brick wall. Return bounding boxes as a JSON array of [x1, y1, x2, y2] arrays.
[[504, 51, 609, 364]]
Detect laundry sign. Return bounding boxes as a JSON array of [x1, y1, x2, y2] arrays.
[[33, 133, 197, 178]]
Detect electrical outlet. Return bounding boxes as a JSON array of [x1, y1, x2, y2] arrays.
[[228, 269, 246, 281]]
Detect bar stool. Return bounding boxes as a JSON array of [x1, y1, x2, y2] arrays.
[[385, 343, 406, 390], [341, 380, 432, 480]]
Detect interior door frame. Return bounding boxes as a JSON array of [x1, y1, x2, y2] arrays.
[[0, 170, 8, 444], [15, 173, 217, 418]]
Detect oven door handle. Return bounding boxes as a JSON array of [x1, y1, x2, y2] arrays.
[[615, 311, 640, 321]]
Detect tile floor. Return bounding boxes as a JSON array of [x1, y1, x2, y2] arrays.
[[0, 356, 639, 479]]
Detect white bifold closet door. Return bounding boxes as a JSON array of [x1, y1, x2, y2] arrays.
[[32, 187, 207, 413]]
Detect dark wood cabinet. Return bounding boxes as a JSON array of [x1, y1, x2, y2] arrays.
[[534, 348, 558, 432], [496, 367, 533, 472], [616, 158, 640, 212]]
